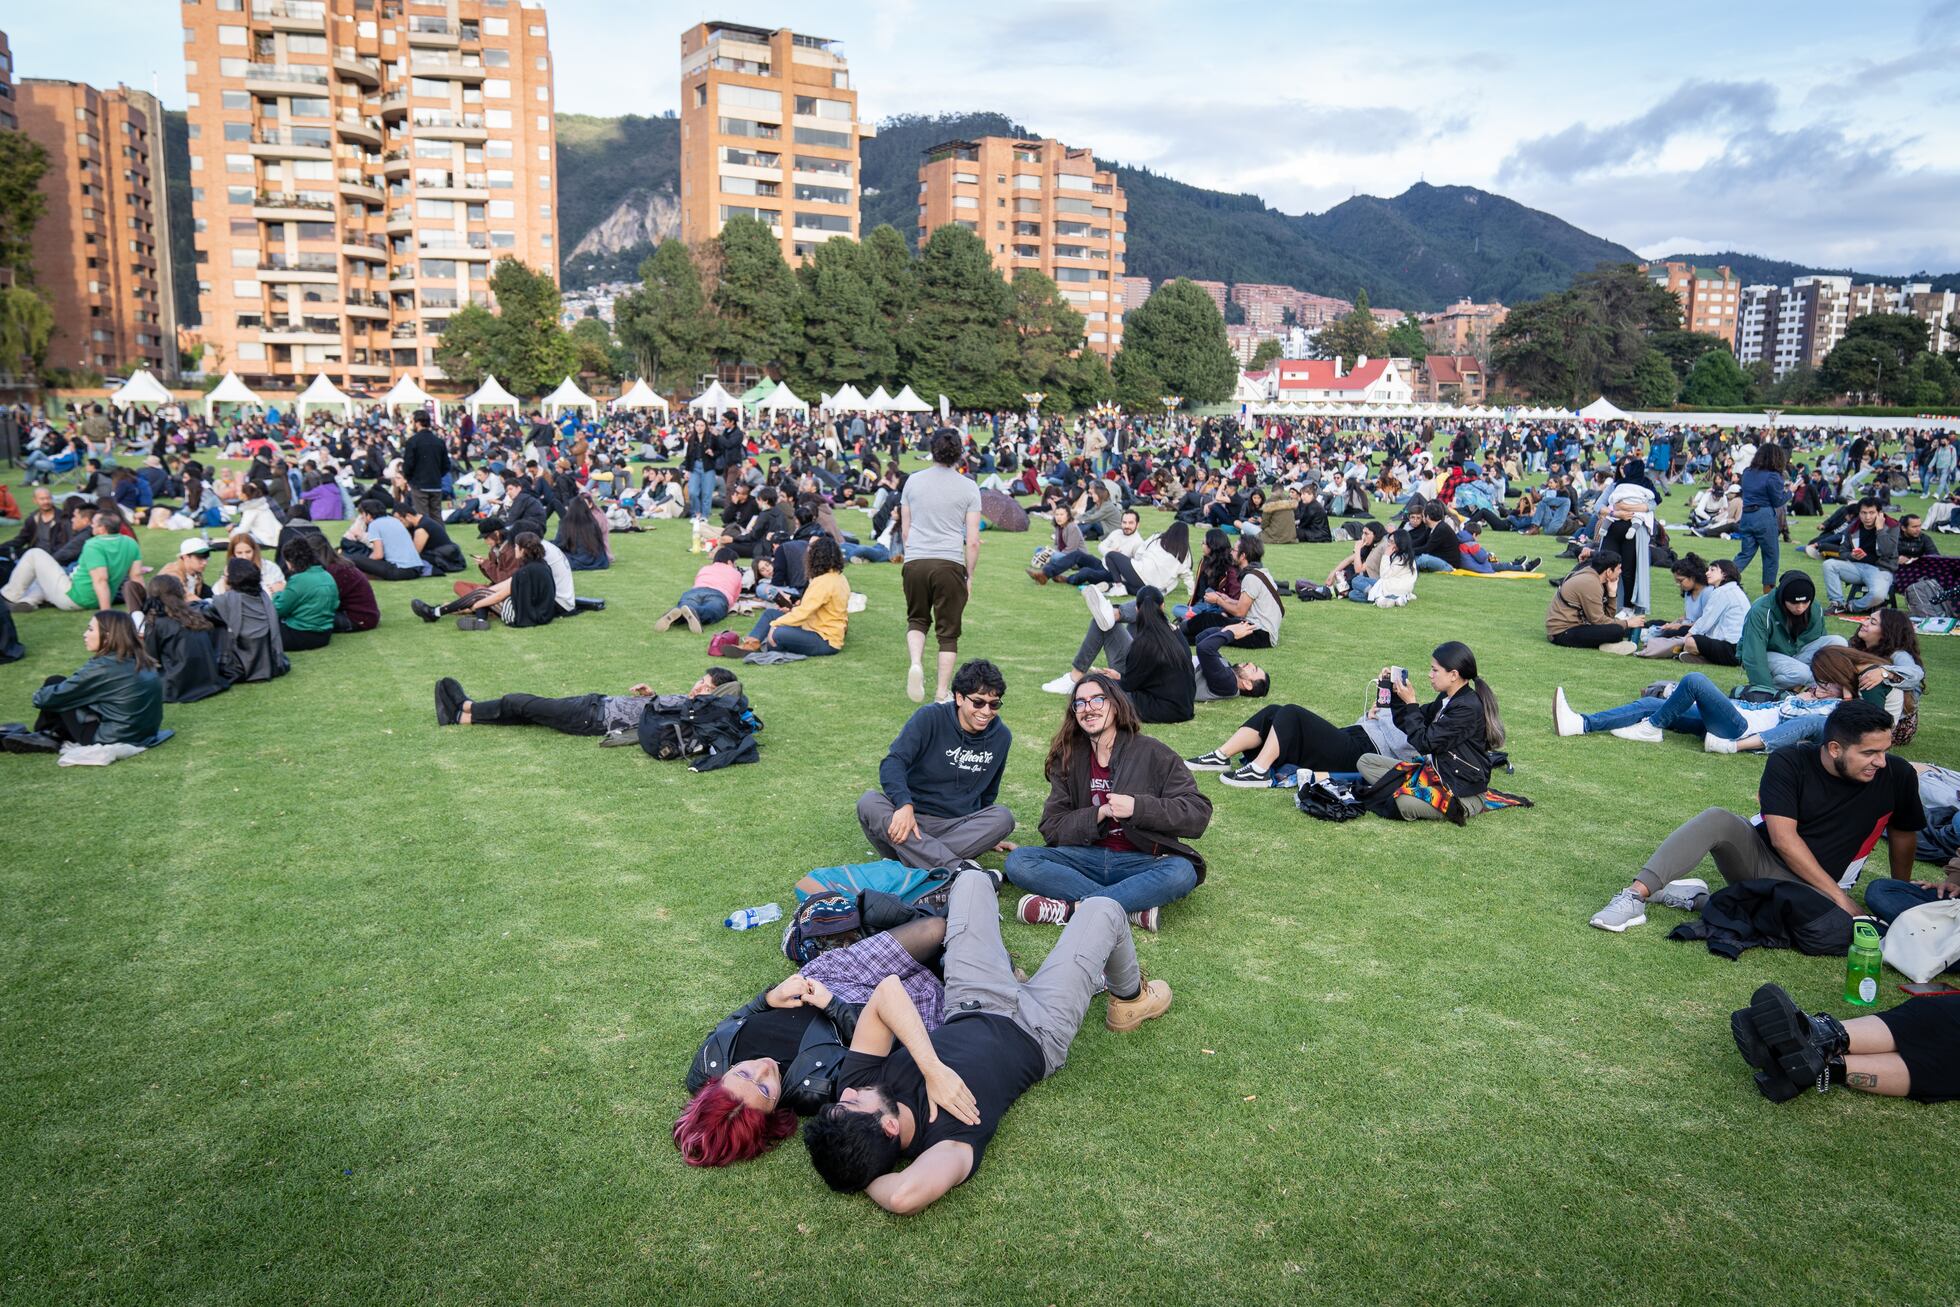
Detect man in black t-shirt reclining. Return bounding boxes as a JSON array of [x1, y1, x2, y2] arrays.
[[802, 867, 1171, 1213]]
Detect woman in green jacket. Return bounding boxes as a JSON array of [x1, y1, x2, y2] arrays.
[[1737, 572, 1845, 694], [2, 610, 164, 755], [273, 538, 338, 652]]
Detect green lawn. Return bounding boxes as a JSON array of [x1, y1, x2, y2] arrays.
[[2, 468, 1955, 1305]]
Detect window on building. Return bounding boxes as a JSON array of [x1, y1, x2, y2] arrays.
[[793, 126, 849, 149], [217, 25, 246, 44], [483, 49, 510, 67]]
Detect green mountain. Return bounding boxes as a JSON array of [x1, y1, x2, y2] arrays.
[[1655, 250, 1960, 293]]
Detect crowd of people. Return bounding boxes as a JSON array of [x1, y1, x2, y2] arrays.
[[4, 393, 1957, 1205]]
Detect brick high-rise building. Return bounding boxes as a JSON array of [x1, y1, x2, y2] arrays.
[[1738, 275, 1941, 378], [1903, 285, 1959, 355], [15, 78, 174, 375], [1419, 298, 1507, 361], [1119, 274, 1151, 319], [1640, 261, 1741, 344], [1187, 279, 1227, 318], [0, 31, 17, 131], [917, 135, 1127, 356], [678, 22, 870, 268], [181, 0, 559, 391]]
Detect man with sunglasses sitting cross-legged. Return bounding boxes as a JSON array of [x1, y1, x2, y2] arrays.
[[857, 659, 1018, 874]]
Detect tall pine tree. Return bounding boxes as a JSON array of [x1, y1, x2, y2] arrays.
[[1008, 268, 1088, 402], [861, 224, 917, 383], [712, 215, 799, 369], [794, 238, 893, 391], [903, 224, 1016, 408], [613, 240, 712, 390], [1112, 278, 1235, 406]]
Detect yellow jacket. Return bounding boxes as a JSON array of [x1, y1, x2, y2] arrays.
[[776, 571, 849, 649]]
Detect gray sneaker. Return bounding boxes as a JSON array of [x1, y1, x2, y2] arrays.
[[598, 729, 640, 748], [1589, 887, 1648, 932], [1653, 878, 1710, 912]]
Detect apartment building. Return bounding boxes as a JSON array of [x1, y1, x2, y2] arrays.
[[1119, 274, 1151, 319], [1229, 282, 1293, 332], [916, 135, 1126, 356], [0, 31, 16, 131], [678, 22, 869, 268], [15, 78, 174, 375], [1419, 298, 1508, 361], [1188, 279, 1227, 319], [1736, 275, 1923, 378], [1904, 286, 1959, 355], [181, 0, 559, 391], [1640, 261, 1741, 344], [1415, 354, 1485, 405]]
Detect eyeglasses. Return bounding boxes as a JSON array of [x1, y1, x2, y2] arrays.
[[1071, 694, 1109, 714], [962, 695, 1002, 711]]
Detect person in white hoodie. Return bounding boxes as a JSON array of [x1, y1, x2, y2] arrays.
[[1637, 557, 1749, 664]]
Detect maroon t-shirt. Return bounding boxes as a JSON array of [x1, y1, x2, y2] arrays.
[[1090, 755, 1139, 852]]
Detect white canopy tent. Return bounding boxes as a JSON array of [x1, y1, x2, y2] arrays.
[[888, 385, 933, 413], [687, 380, 742, 415], [609, 377, 669, 410], [1577, 396, 1632, 422], [863, 385, 895, 412], [109, 368, 174, 409], [463, 374, 521, 419], [380, 374, 442, 423], [295, 372, 355, 419], [541, 375, 598, 417], [826, 383, 869, 411], [758, 382, 809, 413], [203, 370, 263, 421]]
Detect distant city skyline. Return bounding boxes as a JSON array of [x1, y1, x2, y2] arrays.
[[11, 0, 1958, 273]]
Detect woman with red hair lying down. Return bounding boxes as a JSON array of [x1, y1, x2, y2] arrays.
[[675, 917, 950, 1167]]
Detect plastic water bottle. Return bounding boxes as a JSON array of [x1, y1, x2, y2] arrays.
[[1844, 918, 1882, 1006], [725, 903, 782, 931]]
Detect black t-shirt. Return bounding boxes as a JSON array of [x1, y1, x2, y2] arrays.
[[731, 1004, 819, 1069], [415, 513, 453, 550], [1757, 747, 1923, 883], [835, 1014, 1044, 1178], [1419, 522, 1463, 567]]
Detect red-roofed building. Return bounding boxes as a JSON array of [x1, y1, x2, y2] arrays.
[[1416, 355, 1486, 404], [1271, 355, 1413, 404]]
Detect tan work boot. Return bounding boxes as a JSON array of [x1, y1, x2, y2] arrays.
[[654, 606, 683, 632], [1106, 976, 1173, 1032]]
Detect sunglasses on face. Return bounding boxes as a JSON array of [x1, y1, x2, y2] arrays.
[[1072, 694, 1109, 714], [962, 695, 1003, 711]]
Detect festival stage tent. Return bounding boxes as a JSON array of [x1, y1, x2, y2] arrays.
[[295, 372, 355, 419], [203, 371, 263, 420], [864, 385, 895, 411], [888, 385, 933, 412], [826, 383, 868, 411], [610, 378, 669, 410], [541, 375, 598, 417], [462, 374, 521, 419], [1578, 396, 1632, 422], [109, 368, 173, 409], [687, 381, 741, 415], [379, 374, 441, 422], [758, 382, 809, 413]]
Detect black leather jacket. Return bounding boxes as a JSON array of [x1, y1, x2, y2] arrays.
[[686, 989, 863, 1116], [32, 654, 164, 745], [1391, 688, 1492, 798]]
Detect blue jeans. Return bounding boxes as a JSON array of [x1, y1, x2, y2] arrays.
[[678, 586, 729, 623], [1864, 879, 1951, 934], [1414, 555, 1453, 573], [747, 610, 838, 656], [686, 465, 716, 519], [1042, 548, 1097, 579], [1732, 506, 1781, 589], [1823, 559, 1893, 608], [1580, 672, 1748, 737], [1003, 844, 1199, 914], [842, 542, 890, 563], [1348, 575, 1376, 601]]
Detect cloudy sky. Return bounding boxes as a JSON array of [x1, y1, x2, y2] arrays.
[[14, 0, 1958, 272]]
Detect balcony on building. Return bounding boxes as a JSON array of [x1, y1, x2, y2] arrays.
[[415, 171, 488, 200], [337, 168, 383, 201], [335, 112, 384, 148], [341, 233, 388, 262], [382, 148, 412, 177], [404, 15, 462, 47], [249, 126, 334, 161], [244, 62, 331, 96], [253, 190, 334, 220], [331, 47, 382, 86], [406, 54, 487, 83], [259, 252, 340, 285], [252, 0, 327, 34], [377, 91, 408, 119], [412, 111, 487, 143]]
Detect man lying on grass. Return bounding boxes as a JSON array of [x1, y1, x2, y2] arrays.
[[803, 866, 1171, 1213], [433, 666, 739, 742]]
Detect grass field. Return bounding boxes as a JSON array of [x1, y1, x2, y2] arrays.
[[2, 464, 1956, 1306]]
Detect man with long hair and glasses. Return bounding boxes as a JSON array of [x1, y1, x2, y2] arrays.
[[858, 659, 1018, 872], [1004, 673, 1213, 933]]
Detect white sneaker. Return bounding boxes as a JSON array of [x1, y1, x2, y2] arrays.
[[1085, 585, 1116, 632], [1041, 673, 1079, 695], [905, 663, 925, 703], [1704, 733, 1739, 753], [1598, 640, 1639, 655], [1104, 585, 1128, 599], [1552, 687, 1585, 737], [1590, 887, 1648, 932], [1127, 907, 1159, 933], [1610, 719, 1665, 743], [1653, 878, 1710, 911]]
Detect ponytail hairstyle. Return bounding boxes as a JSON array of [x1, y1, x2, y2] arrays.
[[1670, 552, 1707, 584], [1432, 640, 1504, 750], [1708, 558, 1741, 587]]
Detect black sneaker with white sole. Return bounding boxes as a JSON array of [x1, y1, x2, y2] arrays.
[[1219, 763, 1275, 788], [1184, 750, 1232, 771]]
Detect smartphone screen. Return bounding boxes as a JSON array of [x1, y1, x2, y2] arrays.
[[1899, 982, 1960, 996]]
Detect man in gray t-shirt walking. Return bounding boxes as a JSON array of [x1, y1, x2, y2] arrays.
[[899, 429, 983, 703]]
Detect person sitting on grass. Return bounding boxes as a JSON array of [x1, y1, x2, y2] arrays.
[[675, 918, 951, 1167], [1643, 557, 1750, 664], [858, 659, 1016, 872], [1, 611, 163, 756], [1731, 982, 1960, 1104], [1821, 497, 1898, 615], [3, 510, 145, 613], [1588, 700, 1922, 933], [739, 536, 847, 657], [434, 666, 739, 737], [209, 557, 288, 683], [1037, 586, 1199, 724], [1338, 641, 1506, 818], [802, 867, 1172, 1212], [272, 539, 338, 653], [345, 498, 430, 581], [129, 575, 230, 704], [1025, 502, 1087, 585], [314, 536, 379, 633], [1545, 550, 1645, 651], [1005, 673, 1212, 933], [409, 532, 564, 628], [1737, 572, 1845, 695], [210, 532, 286, 598], [655, 545, 743, 635]]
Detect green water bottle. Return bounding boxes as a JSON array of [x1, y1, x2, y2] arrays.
[[1844, 918, 1882, 1007]]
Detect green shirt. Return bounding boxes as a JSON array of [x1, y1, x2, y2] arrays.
[[272, 565, 339, 632], [66, 532, 142, 607]]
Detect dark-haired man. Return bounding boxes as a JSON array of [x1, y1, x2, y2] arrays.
[[1591, 700, 1922, 932], [899, 430, 982, 703], [1545, 550, 1645, 650], [859, 659, 1016, 872], [346, 498, 430, 580], [1821, 497, 1899, 615], [801, 867, 1171, 1213], [402, 409, 451, 519], [434, 666, 740, 738]]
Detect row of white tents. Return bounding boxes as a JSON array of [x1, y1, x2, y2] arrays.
[[1247, 400, 1580, 421]]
